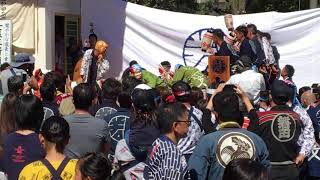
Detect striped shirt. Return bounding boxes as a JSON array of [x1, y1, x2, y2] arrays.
[[144, 136, 187, 180], [177, 106, 203, 155]]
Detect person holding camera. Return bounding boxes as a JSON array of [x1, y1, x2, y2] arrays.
[[0, 60, 38, 96], [227, 55, 266, 105]]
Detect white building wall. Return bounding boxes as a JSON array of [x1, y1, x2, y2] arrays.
[[34, 0, 80, 72]]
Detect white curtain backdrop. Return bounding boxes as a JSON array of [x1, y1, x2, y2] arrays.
[[81, 0, 320, 88], [1, 0, 36, 50]]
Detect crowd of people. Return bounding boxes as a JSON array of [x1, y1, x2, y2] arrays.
[[0, 22, 319, 180]]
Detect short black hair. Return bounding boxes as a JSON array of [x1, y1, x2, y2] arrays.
[[117, 91, 132, 109], [213, 91, 243, 123], [41, 116, 70, 153], [172, 81, 191, 103], [299, 86, 311, 98], [212, 29, 225, 40], [160, 61, 171, 67], [190, 87, 204, 107], [223, 159, 268, 180], [271, 80, 293, 105], [122, 76, 143, 94], [131, 89, 156, 112], [15, 94, 44, 132], [0, 62, 10, 71], [223, 84, 237, 94], [247, 24, 258, 35], [260, 90, 270, 102], [73, 83, 94, 110], [89, 33, 98, 40], [8, 76, 24, 95], [157, 102, 187, 134], [236, 25, 248, 37], [40, 81, 56, 102], [44, 71, 65, 93], [102, 78, 122, 100], [263, 32, 271, 41], [79, 152, 112, 180], [284, 64, 295, 78], [129, 60, 138, 67]]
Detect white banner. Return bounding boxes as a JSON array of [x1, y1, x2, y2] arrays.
[[81, 0, 320, 88]]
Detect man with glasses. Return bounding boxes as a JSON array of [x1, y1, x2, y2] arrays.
[[172, 81, 204, 162], [144, 102, 190, 180], [81, 40, 110, 84]]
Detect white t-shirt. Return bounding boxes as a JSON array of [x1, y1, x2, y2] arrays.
[[227, 70, 266, 105]]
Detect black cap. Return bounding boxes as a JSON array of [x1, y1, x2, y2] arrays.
[[271, 80, 293, 105], [131, 89, 156, 112], [212, 29, 225, 40]]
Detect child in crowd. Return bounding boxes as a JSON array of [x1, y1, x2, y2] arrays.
[[75, 152, 112, 180], [19, 116, 77, 179]]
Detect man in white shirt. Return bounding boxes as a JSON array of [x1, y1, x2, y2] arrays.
[[0, 53, 38, 95], [227, 55, 266, 105]]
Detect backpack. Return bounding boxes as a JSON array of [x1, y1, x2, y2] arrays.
[[40, 157, 70, 180]]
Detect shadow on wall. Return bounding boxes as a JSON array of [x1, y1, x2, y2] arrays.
[[81, 0, 127, 78]]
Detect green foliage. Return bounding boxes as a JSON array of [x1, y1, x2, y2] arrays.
[[246, 0, 309, 13], [128, 0, 310, 15], [128, 0, 198, 13], [197, 0, 217, 15]]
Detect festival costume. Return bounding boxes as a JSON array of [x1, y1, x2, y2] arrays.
[[144, 136, 188, 180], [141, 70, 166, 88], [188, 122, 270, 180], [248, 105, 302, 180], [80, 49, 109, 83], [171, 66, 208, 89]]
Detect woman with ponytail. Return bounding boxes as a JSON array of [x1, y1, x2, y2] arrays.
[[114, 84, 160, 180], [19, 116, 77, 180]]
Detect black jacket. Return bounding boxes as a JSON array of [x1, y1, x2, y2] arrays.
[[248, 106, 302, 164]]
